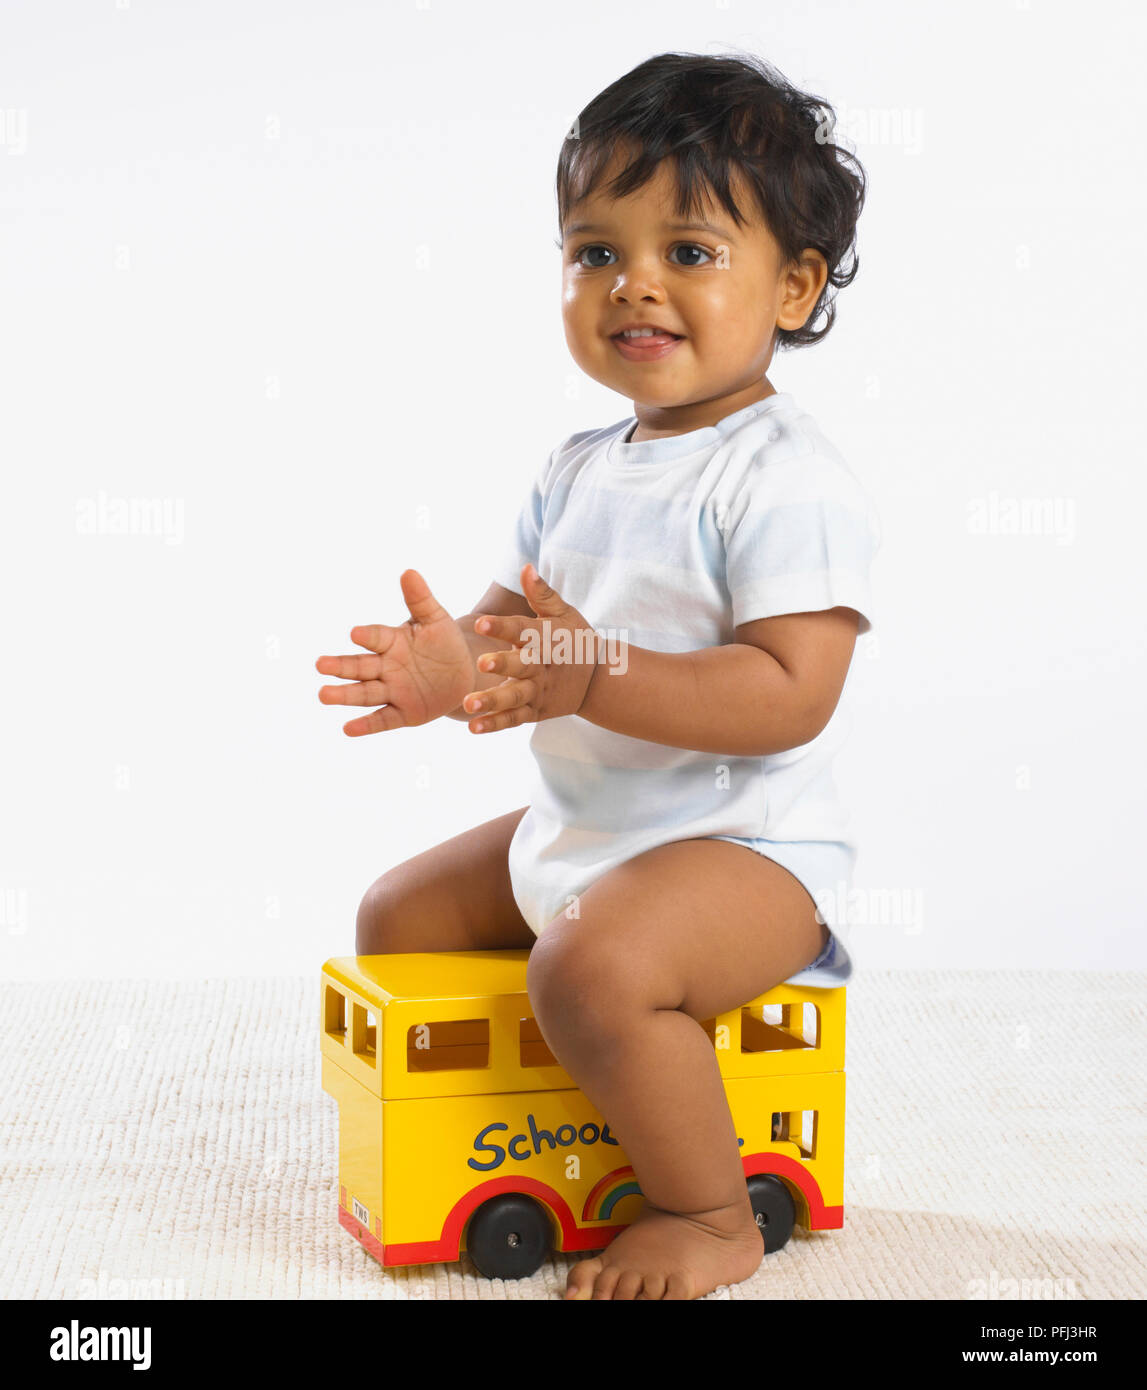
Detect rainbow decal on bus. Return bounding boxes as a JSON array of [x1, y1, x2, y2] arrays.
[[582, 1166, 642, 1223]]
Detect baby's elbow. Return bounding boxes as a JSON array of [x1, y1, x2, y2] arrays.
[[752, 700, 834, 757]]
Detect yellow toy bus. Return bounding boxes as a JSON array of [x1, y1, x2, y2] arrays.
[[319, 949, 845, 1280]]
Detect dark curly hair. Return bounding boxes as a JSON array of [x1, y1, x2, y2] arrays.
[[556, 51, 867, 351]]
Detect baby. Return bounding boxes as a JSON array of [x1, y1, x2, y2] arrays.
[[317, 51, 878, 1300]]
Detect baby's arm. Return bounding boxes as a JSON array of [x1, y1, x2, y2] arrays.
[[579, 607, 860, 755], [442, 581, 537, 721]]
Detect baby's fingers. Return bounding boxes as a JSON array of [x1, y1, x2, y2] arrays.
[[315, 651, 382, 680], [318, 678, 390, 707], [350, 623, 404, 654], [475, 649, 529, 680], [469, 704, 534, 735], [465, 676, 538, 733], [343, 706, 407, 738], [473, 613, 528, 644]]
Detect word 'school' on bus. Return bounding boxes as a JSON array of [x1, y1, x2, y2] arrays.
[[319, 948, 846, 1280]]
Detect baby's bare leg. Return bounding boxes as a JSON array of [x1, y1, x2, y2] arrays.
[[526, 837, 828, 1301], [355, 805, 536, 953]]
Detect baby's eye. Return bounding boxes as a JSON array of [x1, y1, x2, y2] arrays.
[[572, 244, 615, 269], [669, 243, 714, 267]]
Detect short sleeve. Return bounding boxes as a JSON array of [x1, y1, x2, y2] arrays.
[[722, 454, 881, 635], [489, 448, 554, 597]]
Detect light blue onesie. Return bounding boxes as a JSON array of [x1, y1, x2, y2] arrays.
[[492, 391, 880, 987]]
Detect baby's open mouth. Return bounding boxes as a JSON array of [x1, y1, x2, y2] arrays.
[[610, 329, 684, 341], [610, 327, 686, 360]]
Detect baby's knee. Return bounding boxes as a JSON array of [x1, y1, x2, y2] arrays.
[[354, 873, 415, 954], [527, 924, 655, 1049], [354, 882, 385, 954]]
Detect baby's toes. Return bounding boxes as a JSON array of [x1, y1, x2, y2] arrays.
[[591, 1264, 623, 1299], [637, 1271, 668, 1300], [612, 1268, 646, 1300], [564, 1255, 603, 1300]]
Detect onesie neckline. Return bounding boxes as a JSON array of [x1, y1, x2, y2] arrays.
[[606, 391, 794, 467]]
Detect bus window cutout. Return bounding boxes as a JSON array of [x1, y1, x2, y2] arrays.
[[407, 1019, 490, 1072], [352, 1003, 376, 1066], [320, 950, 846, 1281], [771, 1109, 818, 1158], [742, 1001, 819, 1053], [518, 1016, 557, 1069], [324, 985, 346, 1043]]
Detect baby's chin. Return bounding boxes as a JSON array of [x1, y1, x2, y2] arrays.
[[574, 351, 699, 404]]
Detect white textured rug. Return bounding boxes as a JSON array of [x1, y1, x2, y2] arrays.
[[1, 971, 1143, 1300]]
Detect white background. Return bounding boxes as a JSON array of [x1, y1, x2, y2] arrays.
[[2, 0, 1143, 981]]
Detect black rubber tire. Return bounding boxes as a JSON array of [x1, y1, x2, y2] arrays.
[[465, 1195, 552, 1279], [746, 1174, 796, 1254]]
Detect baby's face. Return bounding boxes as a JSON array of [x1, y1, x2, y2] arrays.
[[560, 151, 818, 412]]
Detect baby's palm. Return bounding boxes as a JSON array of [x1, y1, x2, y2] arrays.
[[316, 569, 473, 736]]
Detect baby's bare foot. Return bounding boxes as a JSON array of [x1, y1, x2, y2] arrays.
[[564, 1199, 764, 1301]]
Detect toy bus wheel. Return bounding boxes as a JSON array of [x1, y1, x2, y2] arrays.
[[746, 1175, 795, 1254], [465, 1195, 552, 1280]]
